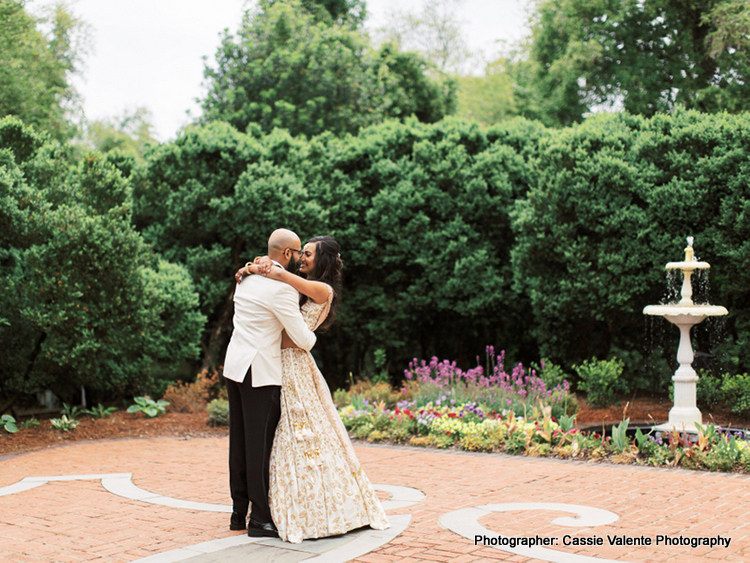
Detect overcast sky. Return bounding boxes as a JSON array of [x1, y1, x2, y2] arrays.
[[33, 0, 529, 141]]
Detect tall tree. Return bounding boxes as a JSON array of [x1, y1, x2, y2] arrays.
[[84, 107, 157, 165], [376, 0, 472, 74], [199, 0, 454, 138], [514, 0, 750, 126], [300, 0, 366, 26], [454, 58, 519, 126], [0, 0, 89, 140]]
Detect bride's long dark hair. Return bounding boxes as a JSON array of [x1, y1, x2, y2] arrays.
[[301, 235, 343, 330]]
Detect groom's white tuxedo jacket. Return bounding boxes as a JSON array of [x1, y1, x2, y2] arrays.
[[223, 273, 316, 387]]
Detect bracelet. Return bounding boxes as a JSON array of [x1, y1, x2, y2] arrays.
[[244, 262, 252, 275]]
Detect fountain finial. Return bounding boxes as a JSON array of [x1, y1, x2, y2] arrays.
[[685, 236, 694, 262]]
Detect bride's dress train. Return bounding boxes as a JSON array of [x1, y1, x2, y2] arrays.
[[269, 286, 389, 543]]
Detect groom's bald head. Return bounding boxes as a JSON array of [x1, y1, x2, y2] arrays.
[[268, 228, 302, 271]]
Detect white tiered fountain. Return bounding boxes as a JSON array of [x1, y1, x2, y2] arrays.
[[643, 237, 728, 433]]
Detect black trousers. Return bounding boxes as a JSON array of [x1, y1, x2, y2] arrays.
[[226, 365, 281, 523]]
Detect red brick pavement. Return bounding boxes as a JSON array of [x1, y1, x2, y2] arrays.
[[1, 437, 749, 562]]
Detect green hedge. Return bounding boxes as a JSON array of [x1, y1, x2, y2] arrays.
[[6, 109, 750, 399], [130, 110, 750, 391]]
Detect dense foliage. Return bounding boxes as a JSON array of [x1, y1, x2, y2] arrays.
[[128, 110, 750, 393], [5, 0, 750, 410], [511, 110, 750, 386], [0, 117, 205, 403], [199, 0, 455, 138], [514, 0, 750, 126], [0, 0, 87, 141]]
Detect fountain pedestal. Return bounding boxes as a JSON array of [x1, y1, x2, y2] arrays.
[[655, 314, 704, 433], [643, 239, 727, 434]]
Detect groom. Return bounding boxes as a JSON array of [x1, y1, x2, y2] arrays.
[[223, 228, 317, 537]]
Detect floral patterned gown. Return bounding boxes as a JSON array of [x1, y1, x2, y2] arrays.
[[269, 285, 389, 544]]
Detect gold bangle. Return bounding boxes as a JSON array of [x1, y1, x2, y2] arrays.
[[244, 262, 252, 275]]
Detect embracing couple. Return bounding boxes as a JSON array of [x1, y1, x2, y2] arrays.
[[222, 228, 389, 544]]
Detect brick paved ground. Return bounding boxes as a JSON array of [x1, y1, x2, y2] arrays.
[[1, 437, 749, 562]]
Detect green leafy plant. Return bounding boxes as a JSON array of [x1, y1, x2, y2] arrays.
[[332, 388, 351, 408], [207, 398, 229, 427], [558, 413, 577, 432], [720, 373, 750, 417], [634, 427, 652, 452], [61, 403, 83, 420], [82, 404, 118, 418], [50, 415, 78, 432], [370, 348, 390, 385], [127, 396, 169, 418], [532, 358, 567, 390], [2, 414, 18, 433], [695, 371, 725, 409], [610, 418, 631, 454], [19, 418, 40, 429], [575, 358, 628, 408]]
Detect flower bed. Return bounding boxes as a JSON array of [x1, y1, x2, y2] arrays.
[[337, 400, 750, 472], [337, 349, 750, 473]]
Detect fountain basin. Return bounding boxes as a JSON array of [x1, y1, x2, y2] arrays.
[[643, 304, 728, 319], [665, 261, 710, 270]]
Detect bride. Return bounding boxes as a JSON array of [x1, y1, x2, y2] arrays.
[[241, 235, 389, 543]]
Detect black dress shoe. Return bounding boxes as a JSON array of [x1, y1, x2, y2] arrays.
[[230, 512, 246, 531], [247, 518, 278, 538]]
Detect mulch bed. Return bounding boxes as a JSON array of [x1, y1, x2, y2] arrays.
[[0, 411, 228, 458], [574, 392, 746, 429], [2, 394, 747, 458]]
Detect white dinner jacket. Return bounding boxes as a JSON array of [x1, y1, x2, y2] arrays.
[[223, 273, 316, 387]]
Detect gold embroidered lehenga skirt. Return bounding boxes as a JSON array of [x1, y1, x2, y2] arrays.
[[268, 348, 389, 544]]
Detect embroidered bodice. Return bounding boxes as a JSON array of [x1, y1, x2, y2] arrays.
[[300, 284, 333, 332]]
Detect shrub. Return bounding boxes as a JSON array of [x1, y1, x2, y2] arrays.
[[332, 388, 351, 408], [531, 358, 567, 390], [207, 398, 229, 427], [348, 380, 401, 409], [574, 358, 628, 408], [163, 370, 222, 413], [0, 118, 206, 400], [696, 370, 725, 410], [721, 373, 750, 417]]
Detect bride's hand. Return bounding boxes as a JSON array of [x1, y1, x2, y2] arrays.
[[234, 266, 246, 284], [254, 256, 284, 280], [254, 256, 273, 275], [235, 256, 274, 284]]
